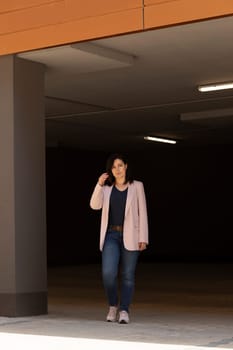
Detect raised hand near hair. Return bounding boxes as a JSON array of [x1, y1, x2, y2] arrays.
[[98, 172, 109, 186]]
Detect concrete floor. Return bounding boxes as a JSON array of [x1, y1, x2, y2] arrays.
[[1, 262, 233, 349]]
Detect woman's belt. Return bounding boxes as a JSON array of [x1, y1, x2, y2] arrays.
[[109, 225, 123, 232]]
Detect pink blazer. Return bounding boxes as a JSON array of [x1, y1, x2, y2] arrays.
[[90, 180, 149, 251]]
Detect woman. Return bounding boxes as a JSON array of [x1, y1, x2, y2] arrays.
[[90, 153, 149, 324]]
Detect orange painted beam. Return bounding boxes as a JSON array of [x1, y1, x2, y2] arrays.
[[0, 1, 61, 14], [66, 0, 143, 19], [0, 0, 143, 55], [0, 8, 142, 55], [0, 0, 233, 56], [0, 2, 65, 35], [144, 0, 233, 29], [145, 0, 177, 4], [0, 1, 143, 35]]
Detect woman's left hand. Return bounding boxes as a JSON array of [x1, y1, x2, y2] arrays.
[[138, 242, 147, 251]]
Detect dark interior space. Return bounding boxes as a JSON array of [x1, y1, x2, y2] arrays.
[[46, 143, 233, 267], [17, 17, 233, 269]]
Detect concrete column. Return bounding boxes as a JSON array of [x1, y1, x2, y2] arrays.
[[0, 55, 47, 316]]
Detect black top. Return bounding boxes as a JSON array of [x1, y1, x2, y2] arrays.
[[108, 186, 128, 226]]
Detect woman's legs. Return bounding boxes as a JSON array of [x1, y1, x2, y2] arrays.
[[119, 246, 140, 312], [102, 230, 140, 319], [102, 231, 121, 307]]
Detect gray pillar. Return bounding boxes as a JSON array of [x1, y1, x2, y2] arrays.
[[0, 55, 47, 316]]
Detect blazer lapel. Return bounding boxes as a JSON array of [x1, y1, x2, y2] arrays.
[[125, 182, 135, 215]]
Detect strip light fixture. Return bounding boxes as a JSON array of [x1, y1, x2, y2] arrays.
[[198, 82, 233, 92], [144, 136, 177, 144]]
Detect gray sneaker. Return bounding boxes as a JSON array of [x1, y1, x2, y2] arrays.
[[106, 306, 118, 322], [118, 310, 129, 324]]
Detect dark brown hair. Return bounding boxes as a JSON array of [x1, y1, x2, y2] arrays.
[[105, 153, 133, 186]]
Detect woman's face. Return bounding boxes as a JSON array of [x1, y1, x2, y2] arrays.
[[111, 158, 127, 180]]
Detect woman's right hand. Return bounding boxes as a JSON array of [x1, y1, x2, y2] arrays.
[[98, 172, 109, 186]]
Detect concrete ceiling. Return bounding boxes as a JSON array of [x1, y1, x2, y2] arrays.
[[18, 16, 233, 150]]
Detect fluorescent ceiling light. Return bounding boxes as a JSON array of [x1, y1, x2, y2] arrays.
[[144, 136, 177, 144], [198, 82, 233, 92]]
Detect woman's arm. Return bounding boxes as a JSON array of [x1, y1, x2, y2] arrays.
[[90, 173, 109, 210], [137, 182, 149, 246], [90, 183, 104, 210]]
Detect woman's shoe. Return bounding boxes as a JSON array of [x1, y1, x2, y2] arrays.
[[106, 306, 118, 322], [118, 310, 129, 324]]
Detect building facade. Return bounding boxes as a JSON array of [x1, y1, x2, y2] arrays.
[[0, 0, 232, 316]]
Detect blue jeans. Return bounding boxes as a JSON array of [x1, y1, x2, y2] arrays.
[[102, 229, 140, 313]]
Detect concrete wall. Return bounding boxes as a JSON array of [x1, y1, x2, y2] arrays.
[[0, 56, 47, 316], [0, 0, 232, 55]]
